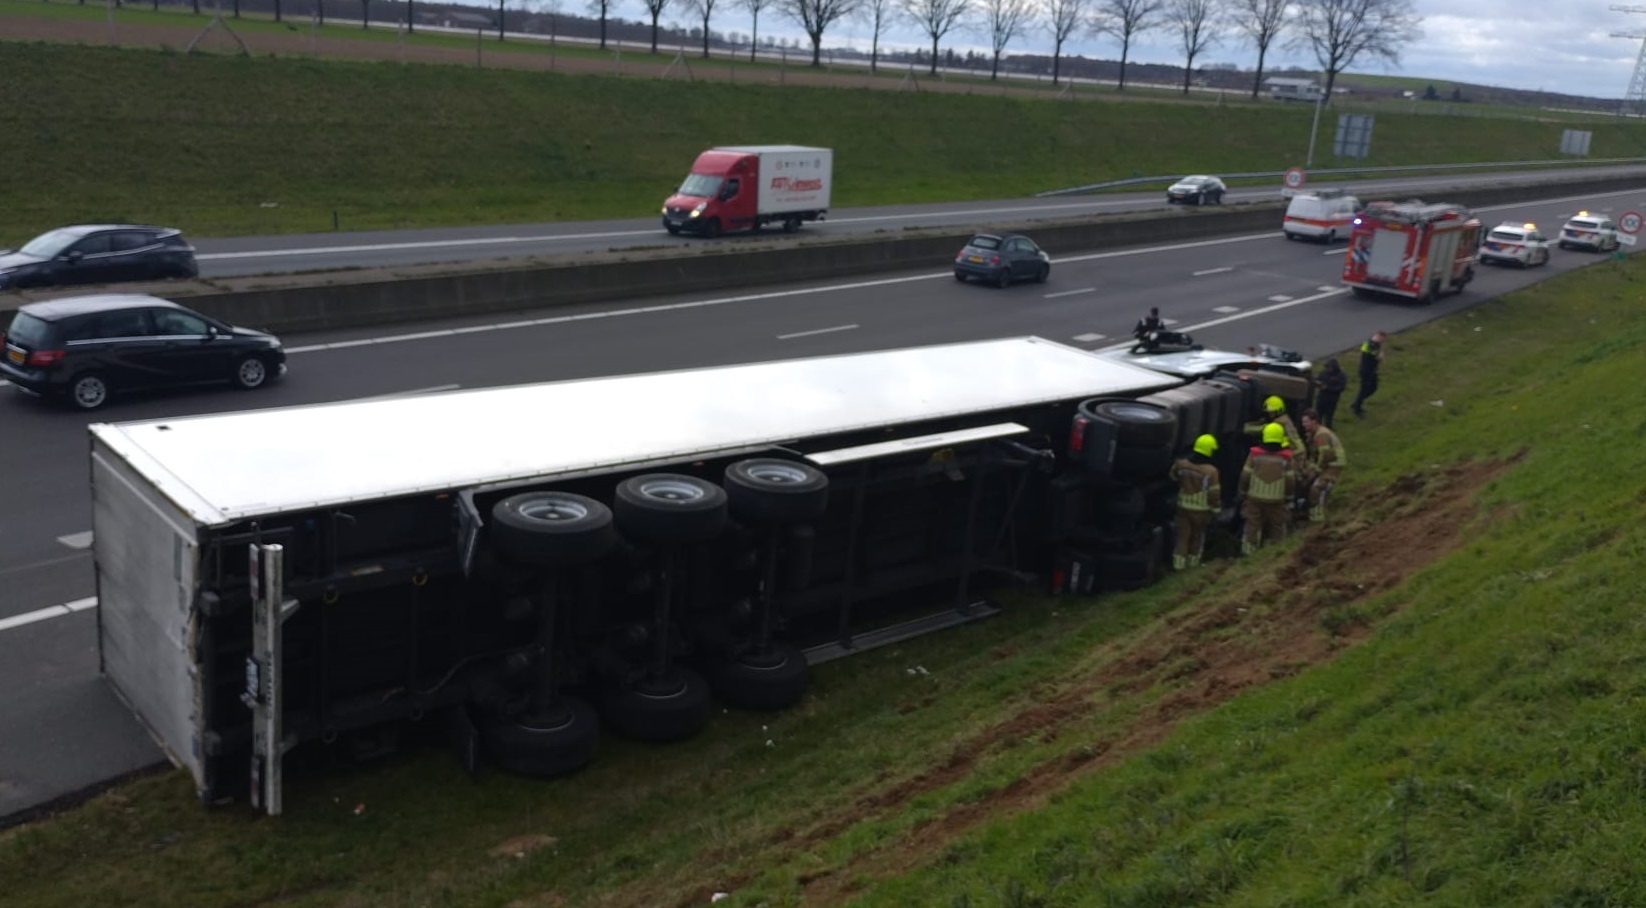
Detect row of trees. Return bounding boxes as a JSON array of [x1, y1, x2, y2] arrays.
[[574, 0, 1422, 96]]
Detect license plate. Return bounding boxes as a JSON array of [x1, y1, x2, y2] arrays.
[[967, 255, 984, 263], [6, 348, 22, 365], [1485, 242, 1502, 251]]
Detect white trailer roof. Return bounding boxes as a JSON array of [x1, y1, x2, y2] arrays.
[[88, 337, 1178, 526]]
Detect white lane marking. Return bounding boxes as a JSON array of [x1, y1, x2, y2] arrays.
[[348, 384, 462, 401], [56, 531, 94, 550], [0, 597, 97, 633], [1317, 285, 1339, 292], [1213, 305, 1241, 313], [1072, 333, 1107, 342], [0, 380, 9, 388], [1268, 294, 1293, 302], [1322, 247, 1347, 256], [1095, 286, 1350, 352], [1044, 287, 1096, 298], [777, 324, 858, 340], [1192, 266, 1233, 276]]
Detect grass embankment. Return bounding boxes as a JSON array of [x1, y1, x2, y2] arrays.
[[3, 259, 1645, 906], [3, 31, 1646, 241]]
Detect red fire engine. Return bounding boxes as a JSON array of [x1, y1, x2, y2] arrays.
[[1341, 200, 1482, 303]]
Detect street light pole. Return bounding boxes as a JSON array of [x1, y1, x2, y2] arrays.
[[1305, 79, 1327, 167]]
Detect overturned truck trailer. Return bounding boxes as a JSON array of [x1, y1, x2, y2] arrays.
[[89, 337, 1309, 812]]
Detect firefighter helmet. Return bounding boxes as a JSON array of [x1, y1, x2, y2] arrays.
[[1193, 434, 1218, 457], [1262, 423, 1287, 446], [1264, 395, 1286, 415]]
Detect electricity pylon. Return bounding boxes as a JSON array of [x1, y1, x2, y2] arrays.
[[1613, 5, 1646, 114]]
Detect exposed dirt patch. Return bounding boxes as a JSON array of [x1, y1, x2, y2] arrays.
[[489, 833, 559, 860], [655, 458, 1515, 908]]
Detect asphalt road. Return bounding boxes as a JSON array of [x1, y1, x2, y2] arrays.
[[188, 165, 1646, 276], [2, 182, 1641, 823]]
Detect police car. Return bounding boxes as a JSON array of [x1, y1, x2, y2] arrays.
[[1478, 222, 1551, 268], [1558, 212, 1620, 252]]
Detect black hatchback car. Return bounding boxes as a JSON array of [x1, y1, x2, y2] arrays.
[[953, 233, 1051, 287], [0, 224, 199, 291], [1, 294, 285, 410]]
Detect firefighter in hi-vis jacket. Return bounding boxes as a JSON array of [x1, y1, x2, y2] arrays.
[[1239, 422, 1296, 555], [1264, 395, 1305, 454], [1300, 408, 1347, 522], [1169, 433, 1222, 570]]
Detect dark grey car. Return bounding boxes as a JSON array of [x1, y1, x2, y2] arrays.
[[1, 293, 284, 410], [0, 224, 199, 291], [953, 233, 1051, 287]]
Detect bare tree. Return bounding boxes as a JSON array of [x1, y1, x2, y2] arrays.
[[783, 0, 862, 66], [902, 0, 970, 75], [975, 0, 1035, 80], [1231, 0, 1286, 98], [684, 0, 719, 55], [589, 0, 618, 48], [856, 0, 896, 72], [1294, 0, 1421, 98], [1165, 0, 1220, 94], [1043, 0, 1087, 85], [640, 0, 672, 50], [1091, 0, 1165, 90], [360, 0, 370, 28], [741, 0, 776, 60]]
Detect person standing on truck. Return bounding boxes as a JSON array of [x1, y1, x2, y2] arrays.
[[1299, 409, 1347, 523], [1313, 357, 1348, 428], [1350, 331, 1387, 418], [1239, 422, 1296, 555], [1170, 434, 1223, 570], [1264, 396, 1305, 454]]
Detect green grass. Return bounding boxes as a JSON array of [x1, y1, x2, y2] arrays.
[[3, 23, 1646, 240], [3, 256, 1646, 906]]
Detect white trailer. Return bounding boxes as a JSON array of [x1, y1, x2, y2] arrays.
[[90, 337, 1295, 812]]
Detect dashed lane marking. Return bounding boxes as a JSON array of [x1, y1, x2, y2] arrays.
[[1192, 267, 1233, 276], [1268, 294, 1293, 302], [0, 597, 97, 634], [1043, 287, 1096, 298], [1071, 333, 1107, 342], [1213, 306, 1241, 313], [777, 324, 858, 340], [56, 531, 93, 550]]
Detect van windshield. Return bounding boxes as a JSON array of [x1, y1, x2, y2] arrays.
[[677, 173, 723, 197]]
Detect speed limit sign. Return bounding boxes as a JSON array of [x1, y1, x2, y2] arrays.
[[1282, 167, 1307, 196], [1619, 211, 1642, 234]]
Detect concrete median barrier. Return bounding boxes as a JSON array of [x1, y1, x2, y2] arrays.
[[3, 173, 1640, 336]]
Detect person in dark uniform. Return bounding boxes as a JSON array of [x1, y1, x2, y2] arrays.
[[1350, 331, 1386, 418], [1314, 357, 1348, 428]]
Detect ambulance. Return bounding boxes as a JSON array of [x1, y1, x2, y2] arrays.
[[1282, 188, 1361, 243], [1340, 200, 1482, 303]]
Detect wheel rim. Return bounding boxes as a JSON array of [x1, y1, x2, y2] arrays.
[[518, 498, 593, 523], [744, 462, 812, 486], [637, 477, 707, 503], [238, 358, 266, 387], [73, 376, 107, 408]]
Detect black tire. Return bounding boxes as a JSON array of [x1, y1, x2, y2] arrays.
[[1213, 191, 1224, 205], [954, 271, 967, 282], [491, 491, 618, 567], [701, 218, 722, 239], [1325, 229, 1336, 244], [1096, 484, 1147, 523], [1098, 545, 1157, 592], [479, 696, 600, 777], [995, 267, 1012, 289], [67, 372, 110, 411], [701, 643, 809, 711], [724, 459, 829, 525], [1284, 231, 1297, 241], [600, 668, 712, 742], [232, 355, 270, 390], [782, 216, 801, 233], [1078, 399, 1178, 448], [614, 474, 728, 546], [1195, 193, 1205, 207], [1035, 263, 1050, 284], [1112, 444, 1174, 481], [665, 224, 681, 236]]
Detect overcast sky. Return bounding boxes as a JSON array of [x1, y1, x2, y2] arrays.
[[617, 0, 1641, 99]]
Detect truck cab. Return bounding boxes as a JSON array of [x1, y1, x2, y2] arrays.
[[663, 150, 756, 238]]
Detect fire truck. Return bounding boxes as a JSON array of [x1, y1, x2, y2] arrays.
[[1341, 200, 1482, 303]]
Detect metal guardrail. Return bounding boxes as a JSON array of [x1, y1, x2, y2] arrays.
[[1035, 157, 1646, 197]]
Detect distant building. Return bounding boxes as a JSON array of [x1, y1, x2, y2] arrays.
[[434, 10, 492, 29], [1266, 77, 1323, 103]]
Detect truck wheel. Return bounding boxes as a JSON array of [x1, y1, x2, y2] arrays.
[[614, 474, 728, 546], [782, 216, 801, 233], [68, 372, 111, 411], [1078, 399, 1177, 448], [479, 696, 600, 777], [724, 459, 829, 525], [702, 643, 809, 710], [702, 219, 722, 239], [600, 668, 712, 742], [232, 355, 270, 390], [491, 491, 618, 567]]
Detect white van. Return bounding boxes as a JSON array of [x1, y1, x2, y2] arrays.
[[1283, 189, 1361, 243]]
